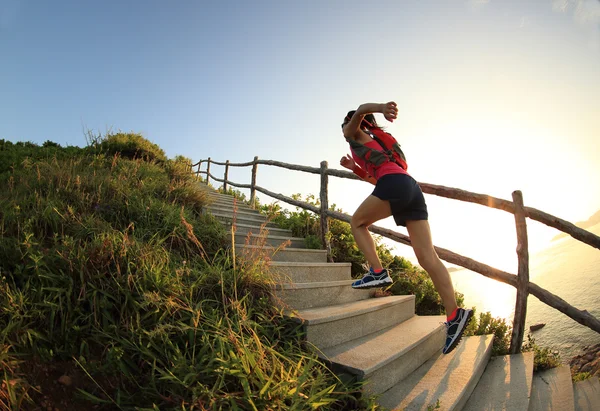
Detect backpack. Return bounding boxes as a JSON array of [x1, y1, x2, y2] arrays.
[[346, 127, 408, 172]]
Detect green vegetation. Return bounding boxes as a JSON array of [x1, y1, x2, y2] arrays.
[[521, 334, 561, 372], [0, 136, 380, 410], [427, 399, 441, 410], [464, 309, 511, 357], [572, 372, 592, 383]]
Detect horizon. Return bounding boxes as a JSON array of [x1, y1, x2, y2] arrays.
[[2, 0, 599, 271]]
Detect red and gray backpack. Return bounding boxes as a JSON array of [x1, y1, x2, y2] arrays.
[[346, 127, 408, 172]]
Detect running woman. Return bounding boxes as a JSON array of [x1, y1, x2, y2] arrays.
[[340, 101, 472, 354]]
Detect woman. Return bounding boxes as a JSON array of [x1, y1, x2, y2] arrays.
[[340, 101, 472, 355]]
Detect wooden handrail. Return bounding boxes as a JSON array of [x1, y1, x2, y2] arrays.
[[198, 157, 600, 250], [249, 186, 600, 335], [195, 156, 600, 350]]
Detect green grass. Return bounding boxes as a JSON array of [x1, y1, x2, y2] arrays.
[[0, 135, 380, 410]]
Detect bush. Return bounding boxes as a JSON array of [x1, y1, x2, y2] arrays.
[[96, 132, 167, 162], [464, 309, 511, 356], [522, 334, 561, 372], [572, 372, 592, 382]]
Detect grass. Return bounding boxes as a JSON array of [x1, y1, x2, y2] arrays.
[[0, 135, 380, 410]]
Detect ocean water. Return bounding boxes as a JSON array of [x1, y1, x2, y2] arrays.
[[450, 223, 600, 361]]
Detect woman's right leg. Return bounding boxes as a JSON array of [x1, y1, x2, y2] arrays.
[[406, 219, 473, 355], [405, 219, 457, 315]]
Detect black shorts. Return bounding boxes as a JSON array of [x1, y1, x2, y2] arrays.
[[371, 173, 428, 227]]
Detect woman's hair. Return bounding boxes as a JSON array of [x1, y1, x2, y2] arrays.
[[341, 110, 379, 130]]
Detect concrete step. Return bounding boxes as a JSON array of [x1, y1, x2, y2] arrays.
[[236, 244, 328, 263], [210, 211, 279, 228], [269, 261, 351, 283], [206, 204, 264, 218], [529, 365, 575, 411], [232, 232, 305, 248], [379, 335, 494, 411], [208, 197, 254, 209], [275, 280, 372, 310], [574, 376, 600, 411], [463, 351, 534, 411], [294, 295, 415, 349], [231, 222, 292, 237], [322, 315, 446, 395]]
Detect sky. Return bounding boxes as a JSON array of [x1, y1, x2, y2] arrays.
[[2, 0, 599, 271]]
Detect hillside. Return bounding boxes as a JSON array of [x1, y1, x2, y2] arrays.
[[0, 135, 375, 410]]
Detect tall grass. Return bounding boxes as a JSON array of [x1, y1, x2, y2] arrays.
[[0, 136, 379, 410]]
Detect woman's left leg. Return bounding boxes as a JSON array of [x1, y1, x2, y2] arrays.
[[351, 195, 393, 269]]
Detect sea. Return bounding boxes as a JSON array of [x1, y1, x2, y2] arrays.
[[450, 222, 600, 361]]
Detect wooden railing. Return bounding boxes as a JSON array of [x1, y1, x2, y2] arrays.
[[191, 157, 600, 354]]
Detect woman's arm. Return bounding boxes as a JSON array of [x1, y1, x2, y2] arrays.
[[340, 154, 377, 185], [342, 101, 398, 140]]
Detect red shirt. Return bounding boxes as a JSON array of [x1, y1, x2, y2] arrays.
[[351, 139, 408, 180]]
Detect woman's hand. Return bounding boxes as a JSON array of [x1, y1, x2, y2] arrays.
[[382, 101, 398, 122], [340, 154, 356, 170]]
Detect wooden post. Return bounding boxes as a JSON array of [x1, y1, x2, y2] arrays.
[[510, 190, 530, 354], [206, 158, 211, 186], [319, 161, 332, 262], [223, 160, 230, 192], [196, 162, 201, 180], [250, 156, 258, 209]]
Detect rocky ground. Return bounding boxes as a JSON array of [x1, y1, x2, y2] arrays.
[[570, 342, 600, 377]]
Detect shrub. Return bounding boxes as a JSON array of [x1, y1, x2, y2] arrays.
[[464, 309, 511, 356], [96, 132, 167, 162], [522, 334, 561, 372], [572, 372, 592, 382]]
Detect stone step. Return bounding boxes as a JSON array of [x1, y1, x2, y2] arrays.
[[379, 335, 494, 411], [463, 351, 534, 411], [275, 280, 372, 310], [231, 222, 292, 237], [206, 204, 264, 218], [236, 244, 328, 263], [210, 211, 279, 228], [529, 365, 575, 411], [269, 261, 351, 283], [574, 376, 600, 411], [294, 295, 415, 349], [208, 197, 254, 209], [232, 232, 305, 248], [322, 315, 446, 395]]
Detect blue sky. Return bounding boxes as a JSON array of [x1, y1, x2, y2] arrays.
[[2, 0, 599, 268]]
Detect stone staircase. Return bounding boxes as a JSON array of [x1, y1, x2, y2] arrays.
[[201, 188, 600, 410]]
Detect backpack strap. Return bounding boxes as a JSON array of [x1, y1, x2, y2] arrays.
[[345, 138, 389, 167], [370, 130, 408, 170], [370, 133, 397, 164]]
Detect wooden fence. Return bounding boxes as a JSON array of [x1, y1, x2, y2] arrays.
[[191, 157, 600, 354]]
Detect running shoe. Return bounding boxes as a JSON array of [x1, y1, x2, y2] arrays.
[[443, 307, 474, 354], [351, 268, 393, 289]]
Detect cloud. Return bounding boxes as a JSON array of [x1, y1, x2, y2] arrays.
[[552, 0, 600, 49]]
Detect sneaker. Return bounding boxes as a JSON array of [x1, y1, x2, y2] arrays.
[[351, 268, 393, 289], [443, 308, 474, 354]]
